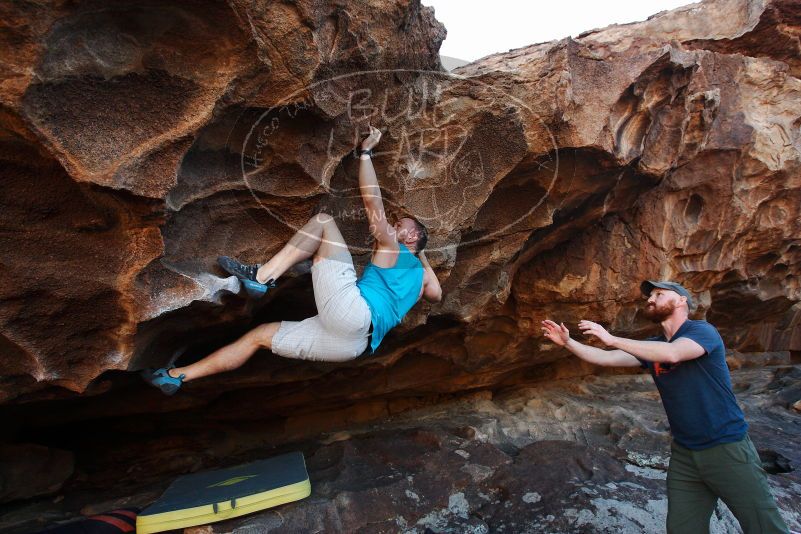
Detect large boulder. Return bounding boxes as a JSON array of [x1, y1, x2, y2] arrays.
[[0, 0, 798, 460]]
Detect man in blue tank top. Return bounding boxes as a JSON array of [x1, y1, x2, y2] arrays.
[[541, 281, 788, 534], [143, 126, 442, 395]]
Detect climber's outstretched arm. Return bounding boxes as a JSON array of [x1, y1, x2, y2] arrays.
[[359, 126, 397, 250]]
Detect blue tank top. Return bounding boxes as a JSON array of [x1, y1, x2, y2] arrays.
[[356, 243, 424, 353]]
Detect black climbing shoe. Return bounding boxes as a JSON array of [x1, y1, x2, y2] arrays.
[[218, 256, 260, 282]]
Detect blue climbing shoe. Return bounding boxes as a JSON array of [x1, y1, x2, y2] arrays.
[[241, 278, 276, 298], [141, 367, 185, 396]]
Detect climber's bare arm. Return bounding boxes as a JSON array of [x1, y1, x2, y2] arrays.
[[359, 126, 396, 250], [419, 250, 442, 303]]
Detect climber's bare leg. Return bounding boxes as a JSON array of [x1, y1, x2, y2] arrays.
[[255, 213, 350, 283], [169, 322, 280, 381]]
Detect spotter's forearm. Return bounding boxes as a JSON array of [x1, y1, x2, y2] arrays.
[[609, 337, 677, 363]]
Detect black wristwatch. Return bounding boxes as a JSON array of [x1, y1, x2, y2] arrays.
[[356, 148, 373, 158]]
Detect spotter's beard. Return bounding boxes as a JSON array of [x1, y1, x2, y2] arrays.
[[642, 301, 677, 322]]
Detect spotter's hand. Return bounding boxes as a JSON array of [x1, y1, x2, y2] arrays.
[[578, 320, 615, 346], [541, 319, 570, 347]]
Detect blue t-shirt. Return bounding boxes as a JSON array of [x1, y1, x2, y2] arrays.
[[637, 319, 747, 450]]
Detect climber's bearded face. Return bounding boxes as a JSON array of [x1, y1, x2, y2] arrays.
[[393, 217, 419, 245]]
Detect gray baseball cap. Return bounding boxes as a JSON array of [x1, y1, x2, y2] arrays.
[[640, 280, 694, 310]]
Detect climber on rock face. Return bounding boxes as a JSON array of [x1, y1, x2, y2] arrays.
[[541, 281, 789, 534], [142, 125, 442, 395]]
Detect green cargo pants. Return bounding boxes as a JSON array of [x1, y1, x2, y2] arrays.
[[667, 434, 789, 533]]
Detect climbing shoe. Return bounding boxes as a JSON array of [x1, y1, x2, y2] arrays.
[[141, 367, 185, 396], [218, 256, 260, 282], [241, 278, 276, 298], [218, 256, 276, 298]]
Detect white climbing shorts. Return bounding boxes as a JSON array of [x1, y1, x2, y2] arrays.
[[270, 254, 371, 362]]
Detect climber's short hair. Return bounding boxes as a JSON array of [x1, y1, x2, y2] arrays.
[[409, 217, 428, 254]]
